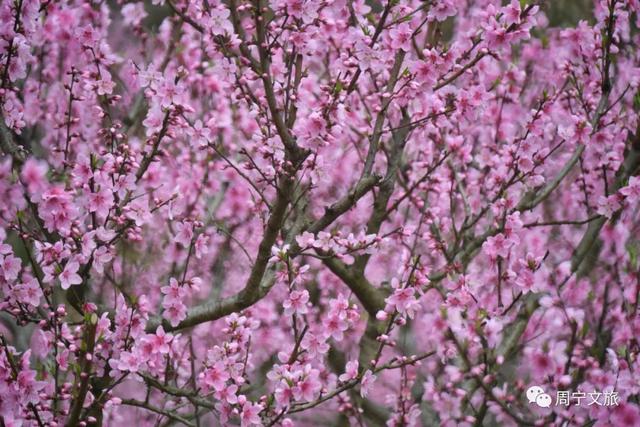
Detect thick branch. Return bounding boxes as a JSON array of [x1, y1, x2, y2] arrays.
[[147, 175, 294, 332], [66, 316, 98, 427], [571, 128, 640, 272], [322, 257, 386, 317], [355, 110, 411, 272]]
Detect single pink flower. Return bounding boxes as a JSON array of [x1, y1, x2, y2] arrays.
[[59, 260, 82, 290]]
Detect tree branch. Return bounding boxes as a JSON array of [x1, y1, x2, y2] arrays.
[[0, 112, 26, 166], [147, 175, 294, 332]]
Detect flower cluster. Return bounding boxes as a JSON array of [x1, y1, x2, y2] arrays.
[[0, 0, 639, 425]]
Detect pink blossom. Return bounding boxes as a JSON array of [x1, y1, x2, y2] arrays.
[[529, 349, 556, 379], [87, 187, 114, 218], [430, 0, 459, 21], [122, 3, 147, 26], [16, 365, 44, 404], [301, 332, 329, 356], [162, 300, 187, 327], [502, 0, 522, 25], [96, 76, 115, 96], [611, 403, 640, 426], [386, 287, 420, 318], [0, 1, 639, 424], [620, 176, 640, 203], [411, 59, 437, 86], [360, 370, 376, 398], [58, 260, 82, 290], [295, 231, 316, 248], [214, 383, 238, 404], [161, 278, 187, 300], [39, 186, 78, 235], [389, 24, 413, 52], [283, 290, 309, 316], [143, 104, 166, 136], [339, 360, 359, 382], [194, 233, 210, 259], [20, 159, 48, 200], [14, 278, 42, 307], [157, 77, 184, 108], [239, 398, 262, 427], [1, 254, 21, 281], [92, 246, 113, 274], [56, 349, 70, 371], [206, 7, 232, 35], [200, 361, 230, 392], [174, 221, 194, 247], [292, 367, 321, 402], [284, 0, 318, 22], [114, 351, 142, 373], [484, 19, 513, 50], [483, 234, 511, 260], [147, 326, 172, 354], [190, 119, 212, 148], [323, 314, 348, 341], [275, 381, 295, 408], [597, 194, 623, 218]]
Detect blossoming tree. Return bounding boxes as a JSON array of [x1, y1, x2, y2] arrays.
[[1, 0, 640, 425]]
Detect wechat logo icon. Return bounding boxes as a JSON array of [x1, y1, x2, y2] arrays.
[[527, 385, 552, 408]]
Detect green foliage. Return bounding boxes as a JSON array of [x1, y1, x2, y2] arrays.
[[545, 0, 593, 27]]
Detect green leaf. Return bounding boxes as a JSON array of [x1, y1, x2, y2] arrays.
[[617, 346, 627, 358], [633, 90, 640, 111], [580, 321, 590, 338], [540, 34, 549, 49], [627, 242, 638, 270]]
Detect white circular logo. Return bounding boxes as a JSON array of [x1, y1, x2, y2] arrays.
[[526, 385, 551, 407]]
